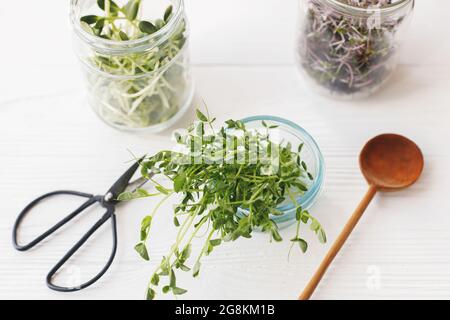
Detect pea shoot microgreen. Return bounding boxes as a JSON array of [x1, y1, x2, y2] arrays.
[[119, 109, 326, 300]]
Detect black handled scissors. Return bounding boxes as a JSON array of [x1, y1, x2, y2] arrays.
[[12, 159, 147, 292]]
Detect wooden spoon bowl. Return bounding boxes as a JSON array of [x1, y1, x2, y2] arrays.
[[360, 134, 424, 191]]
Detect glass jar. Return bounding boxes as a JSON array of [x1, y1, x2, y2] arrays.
[[296, 0, 414, 99], [238, 116, 325, 229], [70, 0, 194, 132]]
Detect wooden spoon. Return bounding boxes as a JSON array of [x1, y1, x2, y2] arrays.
[[299, 134, 424, 300]]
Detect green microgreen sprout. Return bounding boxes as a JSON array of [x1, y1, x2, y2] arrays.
[[299, 0, 407, 96], [80, 0, 190, 128], [119, 109, 326, 300]]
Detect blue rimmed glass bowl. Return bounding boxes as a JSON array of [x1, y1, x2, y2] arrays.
[[237, 116, 325, 229]]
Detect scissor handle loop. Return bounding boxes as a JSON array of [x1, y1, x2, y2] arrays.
[[12, 190, 96, 251], [46, 208, 117, 292]]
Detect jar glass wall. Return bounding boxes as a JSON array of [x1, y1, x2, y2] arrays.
[[70, 0, 194, 132], [296, 0, 414, 99]]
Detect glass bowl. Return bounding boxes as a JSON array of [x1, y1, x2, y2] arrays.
[[238, 116, 325, 229]]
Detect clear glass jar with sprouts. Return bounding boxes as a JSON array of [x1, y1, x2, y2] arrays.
[[296, 0, 414, 99], [70, 0, 194, 132]]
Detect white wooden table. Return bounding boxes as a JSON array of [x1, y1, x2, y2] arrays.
[[1, 0, 449, 300]]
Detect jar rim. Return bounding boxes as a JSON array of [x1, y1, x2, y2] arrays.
[[323, 0, 414, 16], [70, 0, 184, 52], [239, 115, 325, 216]]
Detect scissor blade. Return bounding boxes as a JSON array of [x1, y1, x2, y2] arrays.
[[125, 175, 153, 193], [106, 157, 145, 201]]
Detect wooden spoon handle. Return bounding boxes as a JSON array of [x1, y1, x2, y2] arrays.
[[298, 185, 377, 300]]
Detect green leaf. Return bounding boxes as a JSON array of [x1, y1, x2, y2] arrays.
[[262, 120, 268, 128], [139, 21, 157, 34], [205, 242, 214, 255], [162, 285, 171, 294], [172, 287, 187, 295], [179, 264, 190, 272], [298, 143, 304, 153], [146, 288, 156, 300], [301, 161, 308, 171], [270, 208, 283, 216], [174, 131, 182, 143], [209, 239, 221, 247], [196, 109, 208, 122], [235, 121, 245, 130], [80, 15, 99, 25], [173, 172, 187, 192], [285, 142, 292, 152], [118, 188, 157, 201], [156, 185, 170, 195], [169, 269, 176, 288], [301, 213, 309, 224], [94, 18, 105, 31], [123, 0, 140, 20], [225, 119, 236, 128], [173, 217, 180, 227], [159, 257, 170, 276], [196, 122, 205, 136], [80, 21, 94, 35], [150, 273, 159, 286], [193, 261, 201, 277], [155, 19, 165, 29], [318, 229, 327, 244], [97, 0, 120, 14], [310, 219, 320, 232], [164, 5, 173, 22], [291, 237, 307, 253], [133, 188, 155, 198], [295, 207, 302, 221], [180, 244, 191, 261], [298, 239, 308, 253], [134, 242, 149, 261], [271, 228, 282, 242], [119, 31, 129, 41], [140, 215, 152, 241]]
